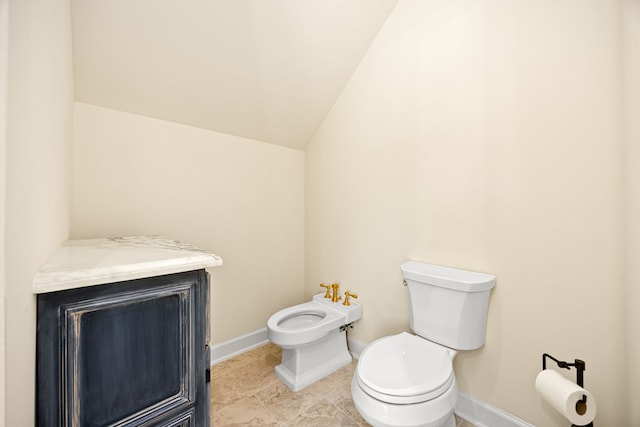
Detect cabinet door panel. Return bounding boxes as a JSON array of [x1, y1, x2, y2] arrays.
[[66, 286, 191, 426]]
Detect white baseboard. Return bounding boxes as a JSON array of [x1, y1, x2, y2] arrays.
[[210, 327, 269, 365], [455, 392, 534, 427], [347, 337, 365, 359]]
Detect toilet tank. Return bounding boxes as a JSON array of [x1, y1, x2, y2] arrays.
[[401, 261, 496, 351]]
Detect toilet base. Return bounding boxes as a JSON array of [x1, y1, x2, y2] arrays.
[[351, 374, 458, 427], [274, 328, 351, 392]]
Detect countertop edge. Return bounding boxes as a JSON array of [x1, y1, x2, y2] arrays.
[[32, 236, 223, 294], [33, 259, 223, 294]]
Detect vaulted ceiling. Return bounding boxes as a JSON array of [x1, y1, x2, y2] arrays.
[[71, 0, 398, 150]]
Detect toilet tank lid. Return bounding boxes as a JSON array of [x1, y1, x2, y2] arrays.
[[401, 261, 496, 292]]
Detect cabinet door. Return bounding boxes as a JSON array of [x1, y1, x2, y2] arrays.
[[37, 270, 209, 427]]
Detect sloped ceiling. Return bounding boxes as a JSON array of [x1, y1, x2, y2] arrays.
[[71, 0, 398, 150]]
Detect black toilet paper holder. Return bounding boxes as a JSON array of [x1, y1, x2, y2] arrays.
[[542, 353, 593, 427]]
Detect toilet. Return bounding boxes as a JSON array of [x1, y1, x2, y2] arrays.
[[351, 261, 495, 427], [267, 293, 362, 391]]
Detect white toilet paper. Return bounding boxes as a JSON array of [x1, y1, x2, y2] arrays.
[[535, 369, 596, 426]]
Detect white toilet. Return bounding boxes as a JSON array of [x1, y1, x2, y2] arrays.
[[351, 261, 496, 427], [267, 292, 362, 391]]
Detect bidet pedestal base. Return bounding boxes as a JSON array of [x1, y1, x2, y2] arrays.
[[274, 328, 351, 392]]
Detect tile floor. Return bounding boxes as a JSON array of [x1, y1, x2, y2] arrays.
[[210, 342, 474, 426]]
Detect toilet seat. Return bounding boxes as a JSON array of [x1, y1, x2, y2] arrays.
[[267, 301, 345, 348], [356, 332, 454, 404]]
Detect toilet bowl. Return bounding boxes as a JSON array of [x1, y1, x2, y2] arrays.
[[267, 294, 362, 391], [351, 261, 496, 427], [351, 332, 458, 427]]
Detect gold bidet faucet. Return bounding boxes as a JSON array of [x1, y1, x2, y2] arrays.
[[331, 283, 341, 302]]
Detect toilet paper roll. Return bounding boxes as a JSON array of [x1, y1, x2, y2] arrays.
[[535, 369, 596, 426]]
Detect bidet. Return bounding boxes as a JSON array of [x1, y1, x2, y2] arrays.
[[267, 292, 362, 391]]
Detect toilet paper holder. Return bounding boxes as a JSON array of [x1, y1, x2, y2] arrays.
[[542, 353, 593, 427]]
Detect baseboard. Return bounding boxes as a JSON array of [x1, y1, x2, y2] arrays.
[[455, 392, 534, 427], [210, 327, 270, 365], [347, 337, 365, 359]]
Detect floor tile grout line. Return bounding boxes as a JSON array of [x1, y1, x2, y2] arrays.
[[249, 390, 284, 427], [253, 377, 346, 426], [268, 391, 320, 426], [251, 387, 296, 426], [250, 376, 318, 426], [323, 397, 360, 426], [331, 397, 362, 426]]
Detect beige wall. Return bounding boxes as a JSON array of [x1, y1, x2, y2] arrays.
[[0, 0, 7, 424], [624, 0, 640, 424], [72, 103, 305, 344], [4, 0, 636, 424], [306, 1, 626, 425], [5, 0, 74, 424]]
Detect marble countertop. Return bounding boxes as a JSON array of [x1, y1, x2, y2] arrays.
[[33, 236, 223, 294]]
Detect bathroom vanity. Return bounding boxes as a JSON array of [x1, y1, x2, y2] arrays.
[[33, 236, 222, 427]]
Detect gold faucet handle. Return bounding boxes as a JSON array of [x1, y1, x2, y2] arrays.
[[343, 292, 358, 306], [320, 283, 331, 298]]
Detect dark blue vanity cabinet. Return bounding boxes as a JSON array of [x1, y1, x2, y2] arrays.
[[36, 269, 210, 427]]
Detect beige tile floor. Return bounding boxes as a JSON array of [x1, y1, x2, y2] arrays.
[[210, 343, 474, 426]]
